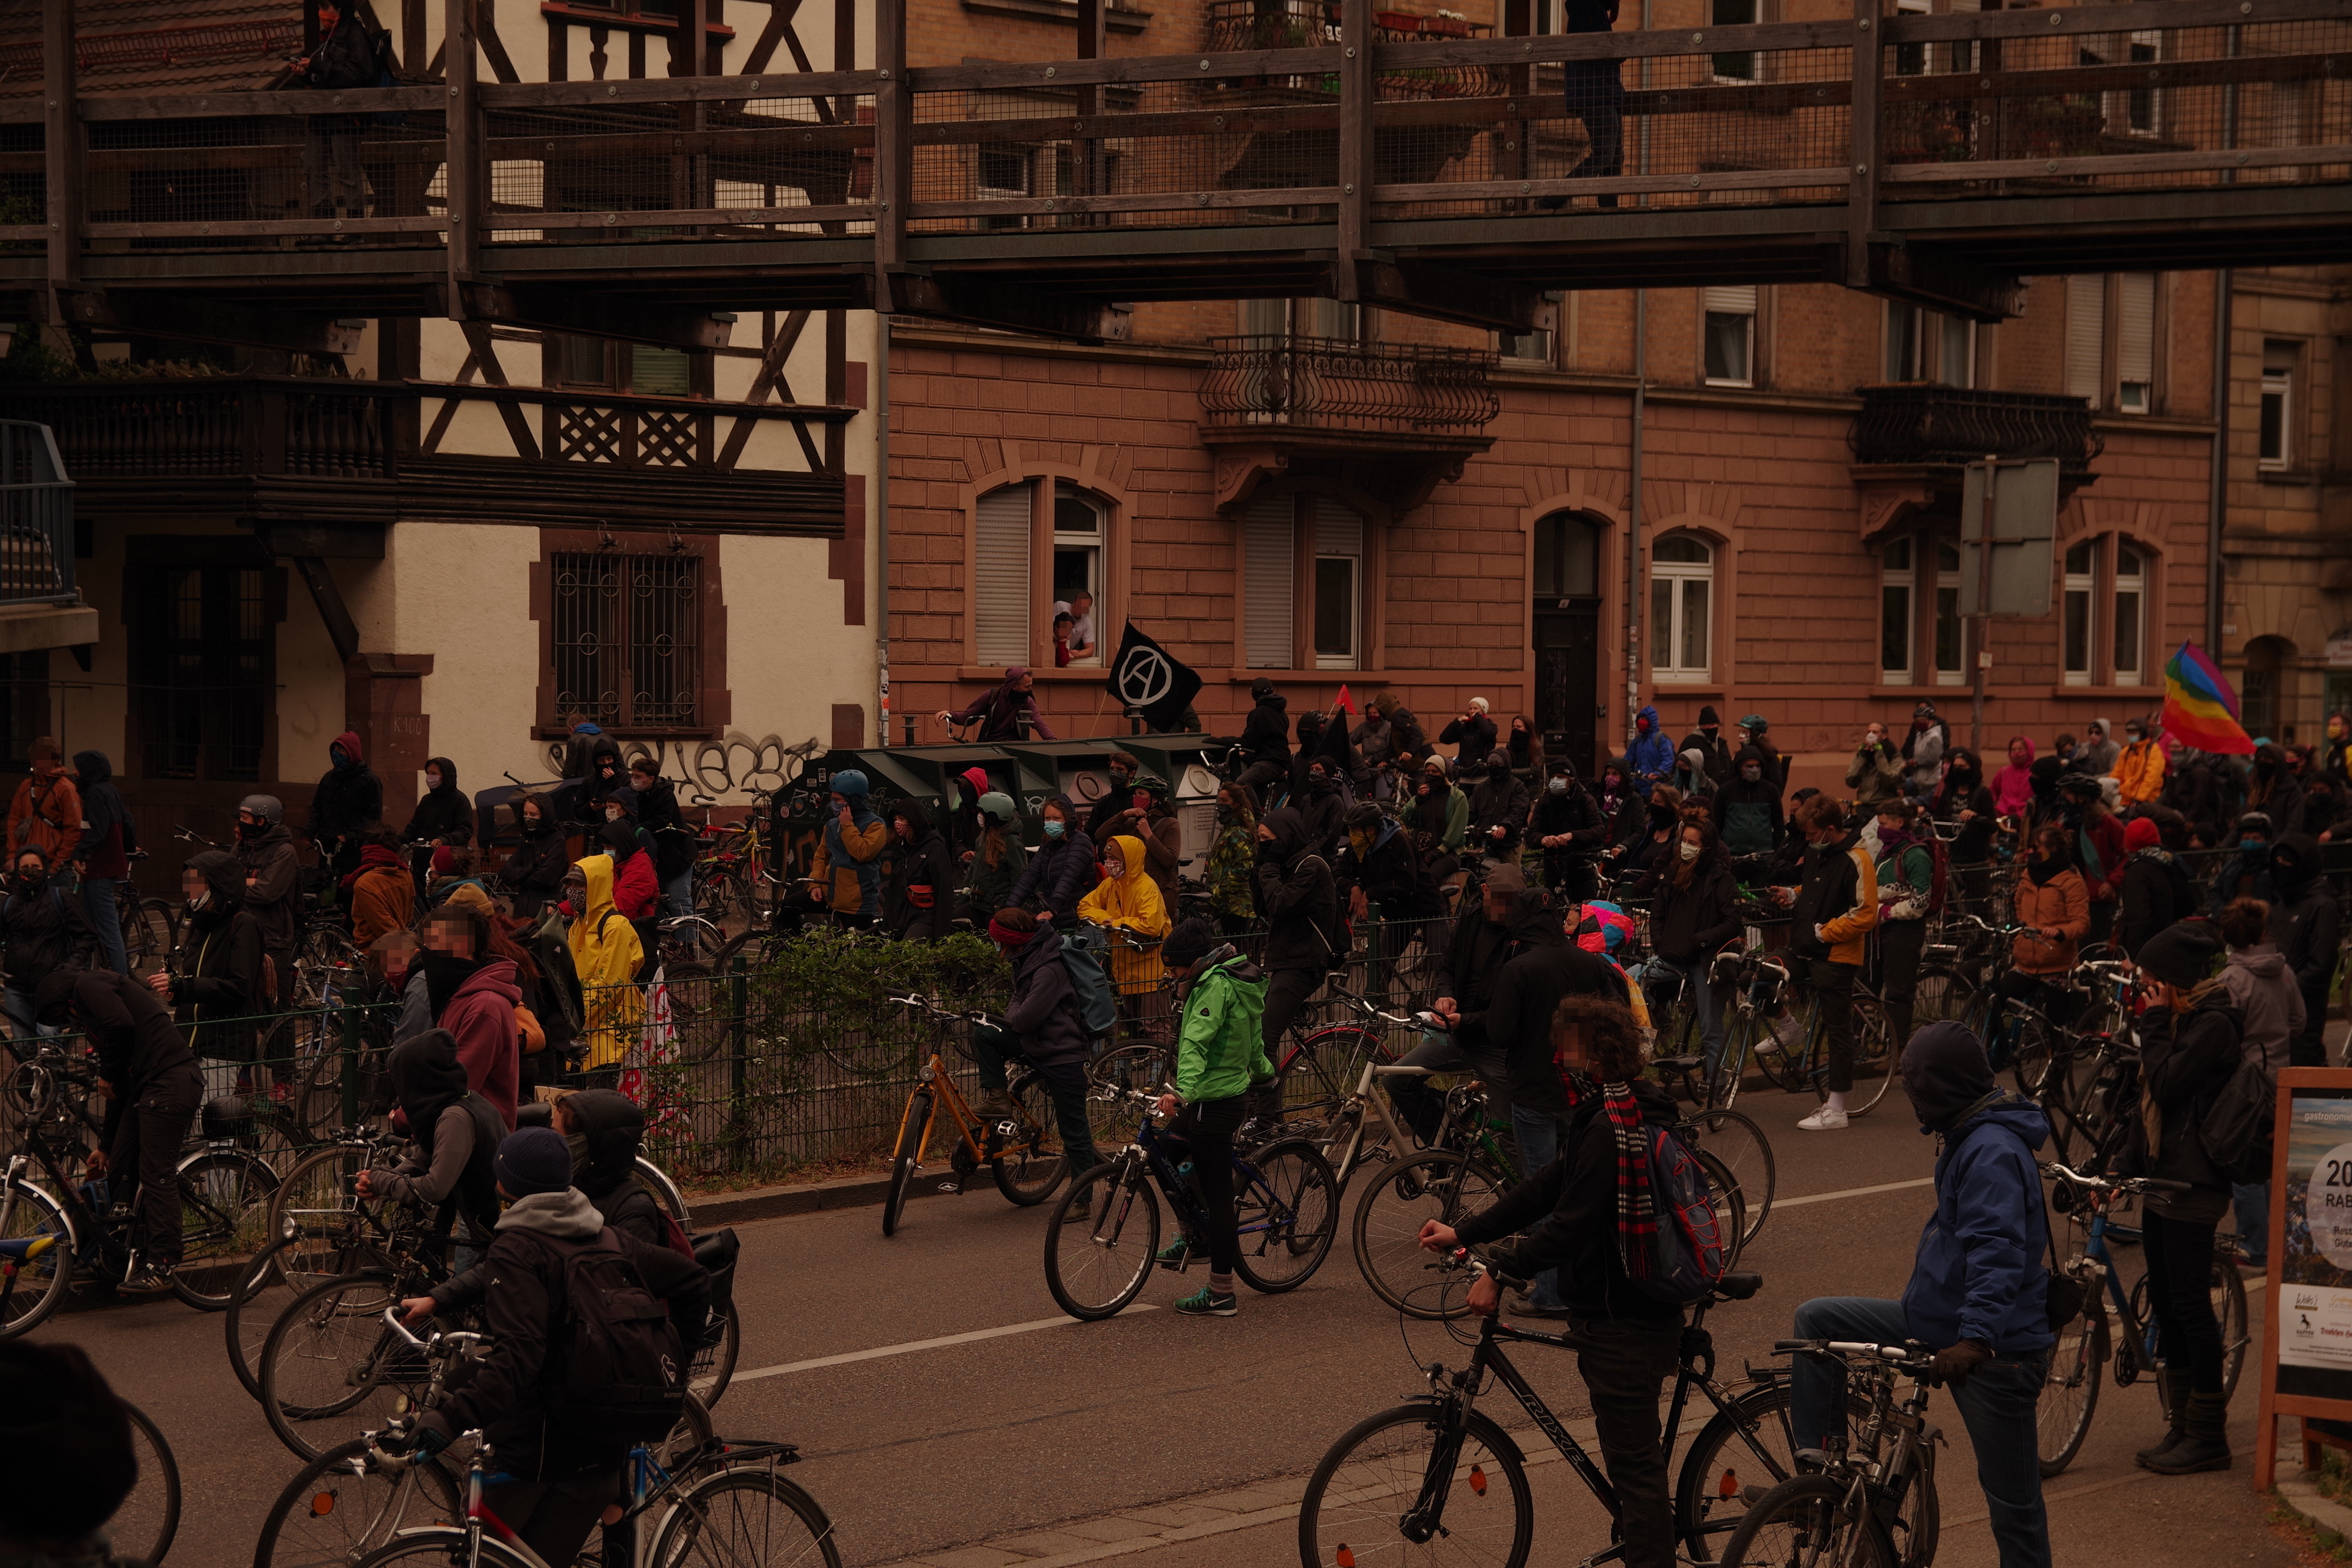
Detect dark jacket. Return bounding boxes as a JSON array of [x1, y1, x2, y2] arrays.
[[2274, 834, 2342, 1002], [1484, 942, 1623, 1120], [1452, 1078, 1684, 1327], [301, 13, 382, 89], [1466, 769, 1531, 855], [1292, 781, 1347, 863], [309, 730, 383, 854], [565, 739, 626, 833], [1251, 808, 1340, 972], [1529, 781, 1608, 883], [2116, 848, 2194, 959], [1335, 818, 1440, 920], [1678, 729, 1736, 790], [1240, 693, 1292, 768], [1435, 889, 1559, 1014], [1902, 1097, 2055, 1356], [1643, 856, 1743, 966], [504, 810, 573, 914], [1439, 711, 1498, 762], [626, 775, 695, 883], [236, 821, 304, 953], [171, 851, 266, 1059], [1002, 922, 1092, 1069], [1011, 830, 1099, 925], [405, 757, 476, 848], [1786, 831, 1873, 966], [71, 750, 133, 879], [0, 877, 97, 990], [882, 824, 954, 941], [1716, 748, 1782, 858], [569, 1088, 670, 1248], [77, 969, 195, 1149], [2136, 988, 2246, 1197], [377, 1031, 504, 1237]]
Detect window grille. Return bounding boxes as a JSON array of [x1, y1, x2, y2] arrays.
[[551, 551, 701, 729]]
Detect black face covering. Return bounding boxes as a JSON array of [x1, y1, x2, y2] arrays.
[[15, 870, 42, 894], [1901, 1021, 1999, 1134], [420, 949, 486, 1019], [236, 818, 266, 841], [1648, 801, 1676, 827]]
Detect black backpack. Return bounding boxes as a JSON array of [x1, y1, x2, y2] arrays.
[[2199, 1056, 2277, 1187], [542, 1228, 690, 1445]]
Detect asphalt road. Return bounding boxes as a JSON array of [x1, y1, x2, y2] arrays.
[[37, 1084, 2306, 1568]]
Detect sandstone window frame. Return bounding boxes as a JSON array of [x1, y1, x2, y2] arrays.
[[1880, 536, 1915, 686], [2259, 339, 2300, 471], [1701, 286, 1758, 389], [965, 472, 1126, 672], [530, 527, 730, 742], [1239, 488, 1381, 674], [2051, 529, 2161, 692], [1648, 533, 1714, 684]]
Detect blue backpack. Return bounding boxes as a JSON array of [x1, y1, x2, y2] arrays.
[[1632, 1124, 1728, 1305], [1056, 928, 1120, 1038]]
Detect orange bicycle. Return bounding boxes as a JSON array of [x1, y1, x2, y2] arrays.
[[880, 995, 1069, 1235]]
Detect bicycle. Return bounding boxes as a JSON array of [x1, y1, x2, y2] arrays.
[[117, 1399, 181, 1568], [1044, 1084, 1338, 1320], [1298, 1257, 1929, 1567], [0, 1038, 279, 1329], [879, 993, 1068, 1235], [1717, 1336, 1948, 1568], [2036, 1161, 2251, 1476], [1735, 952, 1899, 1116]]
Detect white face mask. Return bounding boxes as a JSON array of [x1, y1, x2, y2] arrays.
[[1678, 841, 1701, 863], [605, 806, 622, 822]]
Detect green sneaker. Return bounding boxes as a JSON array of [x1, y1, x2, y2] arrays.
[[1156, 1237, 1191, 1270], [1173, 1286, 1237, 1317]]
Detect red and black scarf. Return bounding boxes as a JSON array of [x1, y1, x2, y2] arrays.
[[1559, 1068, 1657, 1286]]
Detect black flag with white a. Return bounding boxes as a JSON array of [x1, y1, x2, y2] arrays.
[[1105, 623, 1204, 733]]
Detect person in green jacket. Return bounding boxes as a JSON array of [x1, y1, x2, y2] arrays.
[[1152, 917, 1272, 1318]]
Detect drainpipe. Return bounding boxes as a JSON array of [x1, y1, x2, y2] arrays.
[[1626, 293, 1646, 754], [875, 311, 893, 746], [2206, 270, 2230, 655]]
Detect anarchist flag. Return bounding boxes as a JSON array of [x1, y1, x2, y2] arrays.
[[1105, 623, 1204, 733]]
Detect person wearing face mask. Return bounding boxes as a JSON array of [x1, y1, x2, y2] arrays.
[[1204, 783, 1259, 936], [1531, 760, 1609, 898], [1351, 700, 1399, 797], [1504, 715, 1546, 787], [2321, 710, 2352, 786], [1404, 758, 1469, 873], [2079, 718, 2120, 778], [972, 907, 1101, 1184], [2270, 833, 2339, 1068], [554, 1089, 668, 1246], [2206, 812, 2278, 916], [1593, 757, 1642, 854], [1862, 800, 1939, 1047], [1085, 753, 1143, 845], [1995, 825, 2089, 1051], [803, 770, 887, 928], [158, 851, 266, 1067], [344, 827, 418, 959], [564, 855, 643, 1081], [619, 756, 695, 920], [1078, 831, 1171, 1001], [564, 735, 627, 836], [1467, 748, 1531, 863], [360, 1029, 505, 1261], [960, 791, 1029, 929], [1901, 702, 1948, 805], [1336, 800, 1440, 989], [1009, 794, 1099, 928], [404, 902, 523, 1128], [404, 756, 476, 861], [1633, 817, 1740, 1097], [1716, 744, 1782, 861], [1677, 704, 1734, 791], [1989, 735, 2037, 821], [2060, 773, 2128, 947], [1625, 704, 1675, 788], [1771, 794, 1877, 1132], [880, 800, 952, 943], [1737, 714, 1785, 790], [2242, 741, 2304, 836], [1932, 747, 1997, 918], [503, 792, 570, 919], [2116, 815, 2193, 960], [1402, 864, 1554, 1138], [1668, 747, 1715, 805], [2214, 895, 2300, 1276], [1845, 721, 1903, 810], [1103, 775, 1184, 905], [1149, 917, 1274, 1316], [308, 730, 383, 888], [2115, 717, 2168, 805], [1439, 697, 1498, 768], [1622, 783, 1685, 880], [1250, 807, 1341, 1112], [0, 846, 96, 1038], [1235, 678, 1294, 800], [1291, 756, 1349, 862], [233, 795, 301, 1002]]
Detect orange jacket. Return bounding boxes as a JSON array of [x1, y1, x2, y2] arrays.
[[2011, 867, 2090, 977], [2113, 738, 2166, 805], [6, 773, 80, 863]]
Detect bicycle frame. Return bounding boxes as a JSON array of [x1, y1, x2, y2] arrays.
[[1091, 1102, 1305, 1255]]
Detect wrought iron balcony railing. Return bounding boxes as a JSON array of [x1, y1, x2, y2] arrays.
[[0, 421, 76, 607], [1848, 384, 2103, 475], [1200, 334, 1499, 438]]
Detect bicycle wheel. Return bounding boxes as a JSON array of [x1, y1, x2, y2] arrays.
[[1285, 1025, 1397, 1127], [1748, 1007, 1807, 1094], [1910, 963, 1972, 1029], [253, 1437, 464, 1568], [1231, 1137, 1337, 1294], [882, 1090, 929, 1238], [117, 1400, 181, 1568], [227, 1227, 378, 1402], [1297, 1403, 1533, 1568], [1044, 1158, 1158, 1322], [1675, 1379, 1939, 1568], [651, 1465, 845, 1568], [1682, 1109, 1776, 1253], [991, 1076, 1068, 1207], [0, 1175, 73, 1338], [1087, 1043, 1164, 1147], [124, 898, 178, 978], [257, 1273, 415, 1461], [350, 1531, 534, 1568], [690, 1301, 741, 1409], [168, 1148, 282, 1311], [1691, 1146, 1749, 1272], [2039, 1304, 2106, 1477], [1715, 1474, 1901, 1568], [1351, 1152, 1507, 1320], [1837, 993, 1897, 1115]]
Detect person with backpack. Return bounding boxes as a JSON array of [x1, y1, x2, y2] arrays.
[[1788, 1021, 2055, 1568], [974, 907, 1102, 1185], [1148, 919, 1273, 1317], [1863, 799, 1939, 1049], [1249, 806, 1341, 1115], [362, 1029, 505, 1268], [2126, 919, 2243, 1475], [391, 1126, 709, 1568], [2271, 833, 2340, 1069], [2215, 896, 2300, 1274], [0, 846, 96, 1038], [1416, 992, 1693, 1568], [2116, 815, 2194, 959]]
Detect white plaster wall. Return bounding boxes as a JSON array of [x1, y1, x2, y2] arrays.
[[386, 523, 546, 795], [723, 533, 876, 764]]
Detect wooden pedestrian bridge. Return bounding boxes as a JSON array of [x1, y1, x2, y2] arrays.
[[13, 0, 2351, 341]]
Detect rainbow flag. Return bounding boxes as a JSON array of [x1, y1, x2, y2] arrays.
[[2160, 640, 2254, 755]]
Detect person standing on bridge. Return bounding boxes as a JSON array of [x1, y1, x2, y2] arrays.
[[1534, 0, 1626, 210]]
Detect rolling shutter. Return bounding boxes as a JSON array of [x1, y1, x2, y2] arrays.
[[2116, 273, 2157, 386], [2064, 275, 2105, 402], [1243, 495, 1295, 670], [974, 483, 1033, 668], [1701, 285, 1756, 316]]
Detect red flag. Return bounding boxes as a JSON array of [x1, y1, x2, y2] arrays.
[[1334, 683, 1358, 715]]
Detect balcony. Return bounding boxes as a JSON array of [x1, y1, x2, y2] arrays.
[[0, 421, 99, 652], [1200, 333, 1497, 511], [1849, 384, 2103, 478], [0, 377, 854, 550]]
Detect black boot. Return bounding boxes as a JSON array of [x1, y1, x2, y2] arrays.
[[2134, 1367, 2190, 1467], [2144, 1390, 2232, 1474]]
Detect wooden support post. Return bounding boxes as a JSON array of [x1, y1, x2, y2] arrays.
[[1501, 0, 1530, 195], [1335, 0, 1372, 301], [677, 0, 710, 230], [872, 0, 910, 301], [445, 0, 480, 307], [402, 0, 427, 73], [1076, 0, 1106, 214], [42, 0, 80, 327], [1847, 0, 1880, 288]]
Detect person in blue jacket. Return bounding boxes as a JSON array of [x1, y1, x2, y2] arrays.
[[1625, 704, 1676, 788], [1009, 793, 1098, 928], [1788, 1020, 2053, 1568]]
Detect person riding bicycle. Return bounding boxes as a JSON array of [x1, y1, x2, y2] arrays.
[[1416, 992, 1687, 1568], [1234, 677, 1293, 800], [1150, 918, 1272, 1318], [555, 1089, 670, 1245], [0, 846, 97, 1038], [41, 968, 202, 1295], [1389, 865, 1553, 1142], [392, 1127, 709, 1568], [1530, 758, 1609, 900], [1788, 1021, 2055, 1568], [363, 1029, 505, 1270], [974, 907, 1103, 1186], [1632, 815, 1742, 1099]]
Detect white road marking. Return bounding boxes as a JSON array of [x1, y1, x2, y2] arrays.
[[729, 1306, 1158, 1382], [1773, 1176, 1936, 1210]]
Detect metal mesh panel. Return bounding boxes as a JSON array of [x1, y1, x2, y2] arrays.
[[82, 102, 449, 241]]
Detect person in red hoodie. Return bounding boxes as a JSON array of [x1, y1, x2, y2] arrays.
[[2060, 772, 2128, 950], [598, 818, 661, 980], [412, 900, 521, 1130]]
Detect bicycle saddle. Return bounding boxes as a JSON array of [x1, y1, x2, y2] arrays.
[[1712, 1271, 1764, 1302]]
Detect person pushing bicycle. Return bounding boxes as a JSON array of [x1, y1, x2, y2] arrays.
[[1149, 917, 1272, 1318]]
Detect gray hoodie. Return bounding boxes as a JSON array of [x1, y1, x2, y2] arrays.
[[494, 1187, 604, 1240], [2222, 944, 2306, 1074]]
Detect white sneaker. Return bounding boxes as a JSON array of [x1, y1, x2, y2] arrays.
[[1797, 1106, 1850, 1132]]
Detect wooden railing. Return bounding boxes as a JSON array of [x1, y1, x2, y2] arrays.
[[0, 420, 76, 606]]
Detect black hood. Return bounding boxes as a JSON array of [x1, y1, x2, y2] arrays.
[[72, 750, 111, 785], [1261, 805, 1308, 866], [566, 1087, 647, 1200], [423, 756, 459, 794], [1505, 889, 1567, 947], [186, 849, 245, 910], [1257, 692, 1289, 715], [389, 1029, 469, 1128], [1900, 1021, 1999, 1134], [2274, 831, 2324, 899]]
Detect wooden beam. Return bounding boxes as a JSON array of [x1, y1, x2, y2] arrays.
[[1335, 0, 1371, 302], [1349, 254, 1538, 332], [58, 289, 368, 355], [1846, 0, 1879, 288], [456, 320, 543, 459], [1867, 244, 2024, 324], [873, 0, 909, 285], [42, 0, 79, 306], [475, 0, 522, 83], [446, 0, 480, 300], [741, 0, 798, 76], [880, 273, 1132, 342], [456, 283, 739, 348], [294, 557, 362, 664]]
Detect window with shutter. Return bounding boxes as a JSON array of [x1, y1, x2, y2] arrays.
[[1314, 508, 1364, 670], [1243, 496, 1295, 670], [631, 345, 691, 398], [1702, 286, 1756, 386], [975, 484, 1035, 668], [2065, 276, 2105, 404], [2116, 273, 2156, 413]]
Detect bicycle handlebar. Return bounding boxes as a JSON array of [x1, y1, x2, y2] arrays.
[[2043, 1161, 2192, 1196]]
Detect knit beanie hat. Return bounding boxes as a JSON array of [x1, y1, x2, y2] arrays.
[[2135, 921, 2222, 990], [2123, 816, 2162, 854], [1161, 917, 1219, 973], [494, 1127, 575, 1198]]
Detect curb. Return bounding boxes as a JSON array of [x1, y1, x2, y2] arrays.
[[687, 1166, 948, 1226], [2275, 1441, 2352, 1548]]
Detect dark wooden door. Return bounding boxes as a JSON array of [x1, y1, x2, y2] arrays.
[[1534, 599, 1601, 777]]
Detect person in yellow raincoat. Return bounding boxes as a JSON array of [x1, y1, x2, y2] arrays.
[[565, 854, 643, 1074], [1077, 833, 1170, 1005]]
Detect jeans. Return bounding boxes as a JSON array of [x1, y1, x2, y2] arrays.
[[1574, 1319, 1684, 1568], [1510, 1105, 1569, 1310], [1640, 956, 1726, 1078], [1797, 957, 1859, 1093], [83, 876, 128, 976], [1390, 1024, 1513, 1144], [1791, 1296, 2052, 1568], [2144, 1210, 2226, 1394], [973, 1026, 1101, 1179], [1875, 920, 1927, 1048], [2292, 983, 2331, 1068], [662, 867, 693, 920], [110, 1063, 203, 1270], [2, 985, 56, 1039], [2231, 1182, 2270, 1266]]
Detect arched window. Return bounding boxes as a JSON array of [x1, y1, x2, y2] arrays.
[[974, 478, 1114, 668], [1651, 535, 1712, 681], [2112, 545, 2145, 686]]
